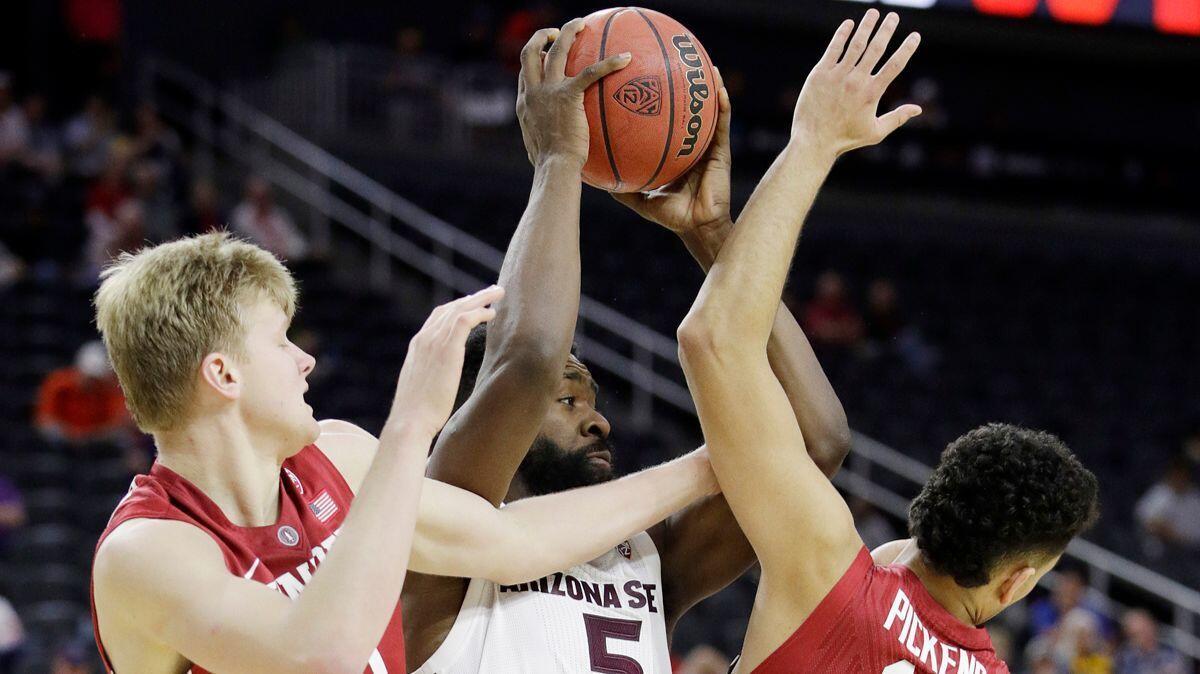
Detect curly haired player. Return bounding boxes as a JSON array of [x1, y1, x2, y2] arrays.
[[674, 10, 1100, 673]]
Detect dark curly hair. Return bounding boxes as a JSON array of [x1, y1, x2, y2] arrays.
[[908, 423, 1099, 588]]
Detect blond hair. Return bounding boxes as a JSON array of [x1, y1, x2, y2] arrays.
[[94, 232, 297, 432]]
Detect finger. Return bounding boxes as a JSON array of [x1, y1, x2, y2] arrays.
[[874, 31, 920, 88], [450, 306, 498, 339], [712, 65, 724, 92], [520, 28, 559, 87], [819, 19, 855, 68], [840, 9, 880, 68], [859, 12, 899, 74], [571, 52, 632, 91], [449, 284, 505, 313], [876, 103, 922, 139], [545, 18, 585, 81], [713, 86, 731, 156]]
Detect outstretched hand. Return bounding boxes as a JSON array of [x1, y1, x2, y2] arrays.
[[390, 285, 505, 438], [612, 68, 733, 235], [517, 19, 632, 169], [792, 9, 922, 158]]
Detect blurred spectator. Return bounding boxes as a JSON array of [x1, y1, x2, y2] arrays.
[[0, 242, 23, 288], [34, 341, 130, 446], [129, 102, 182, 190], [49, 639, 94, 674], [0, 74, 27, 164], [862, 278, 938, 376], [1135, 455, 1200, 557], [0, 474, 26, 555], [1027, 608, 1113, 674], [677, 645, 730, 674], [0, 594, 24, 674], [180, 177, 226, 234], [1114, 609, 1186, 674], [130, 159, 178, 242], [801, 271, 864, 348], [15, 93, 64, 181], [231, 175, 308, 260], [85, 138, 133, 225], [850, 497, 899, 550], [85, 197, 143, 275], [1029, 567, 1113, 641], [63, 95, 117, 178]]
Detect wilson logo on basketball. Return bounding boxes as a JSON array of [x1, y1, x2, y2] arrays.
[[612, 76, 662, 116], [671, 33, 710, 158]]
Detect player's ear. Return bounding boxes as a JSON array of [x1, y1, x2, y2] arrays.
[[997, 564, 1037, 606], [200, 351, 242, 401]]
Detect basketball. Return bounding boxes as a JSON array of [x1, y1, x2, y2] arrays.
[[565, 7, 719, 193]]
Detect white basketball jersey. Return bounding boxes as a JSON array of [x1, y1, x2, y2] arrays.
[[414, 531, 671, 673]]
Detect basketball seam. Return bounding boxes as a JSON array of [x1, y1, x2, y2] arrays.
[[598, 8, 626, 189], [631, 8, 675, 193]]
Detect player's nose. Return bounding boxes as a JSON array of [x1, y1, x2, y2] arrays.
[[582, 409, 611, 440]]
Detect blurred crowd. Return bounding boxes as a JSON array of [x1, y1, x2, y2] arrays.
[[2, 3, 1200, 671]]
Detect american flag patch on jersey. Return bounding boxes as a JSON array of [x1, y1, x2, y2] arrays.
[[308, 490, 338, 523]]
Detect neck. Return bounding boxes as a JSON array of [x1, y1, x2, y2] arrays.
[[154, 413, 289, 527], [899, 545, 987, 628]]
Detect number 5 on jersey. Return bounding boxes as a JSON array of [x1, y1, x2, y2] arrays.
[[583, 613, 644, 674]]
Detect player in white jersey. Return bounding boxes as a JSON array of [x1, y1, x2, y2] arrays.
[[402, 20, 852, 673]]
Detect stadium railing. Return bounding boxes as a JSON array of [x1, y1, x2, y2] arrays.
[[141, 56, 1200, 666]]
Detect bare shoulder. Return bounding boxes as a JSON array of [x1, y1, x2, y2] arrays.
[[95, 518, 224, 598], [314, 418, 380, 493]]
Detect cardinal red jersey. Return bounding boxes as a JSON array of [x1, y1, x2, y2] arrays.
[[752, 548, 1009, 674], [89, 444, 405, 674]]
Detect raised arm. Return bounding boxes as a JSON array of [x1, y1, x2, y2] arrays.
[[675, 9, 919, 645], [425, 22, 630, 505], [613, 70, 852, 630], [410, 449, 716, 583], [93, 288, 502, 674]]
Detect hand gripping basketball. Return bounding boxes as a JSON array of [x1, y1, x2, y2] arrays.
[[516, 20, 632, 169], [389, 285, 505, 437], [791, 9, 923, 158]]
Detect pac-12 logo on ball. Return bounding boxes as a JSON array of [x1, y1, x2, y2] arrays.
[[613, 76, 662, 116], [671, 33, 710, 158]]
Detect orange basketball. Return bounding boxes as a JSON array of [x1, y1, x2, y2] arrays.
[[565, 7, 719, 193]]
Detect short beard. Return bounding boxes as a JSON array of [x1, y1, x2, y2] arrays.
[[516, 435, 616, 497]]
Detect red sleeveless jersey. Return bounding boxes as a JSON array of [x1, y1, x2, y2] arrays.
[[89, 445, 406, 674], [753, 548, 1009, 674]]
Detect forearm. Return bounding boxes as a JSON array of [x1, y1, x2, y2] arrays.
[[686, 140, 836, 344], [496, 452, 714, 582], [285, 419, 432, 665], [414, 451, 715, 584], [680, 221, 850, 476], [488, 156, 582, 363]]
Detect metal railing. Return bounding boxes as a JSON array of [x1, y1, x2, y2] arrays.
[[142, 56, 1200, 666]]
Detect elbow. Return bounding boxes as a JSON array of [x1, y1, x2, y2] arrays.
[[677, 311, 725, 363], [810, 419, 853, 478], [493, 340, 566, 388]]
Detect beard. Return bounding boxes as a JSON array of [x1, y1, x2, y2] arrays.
[[516, 435, 616, 497]]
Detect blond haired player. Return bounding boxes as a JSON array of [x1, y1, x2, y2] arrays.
[[88, 233, 718, 674]]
